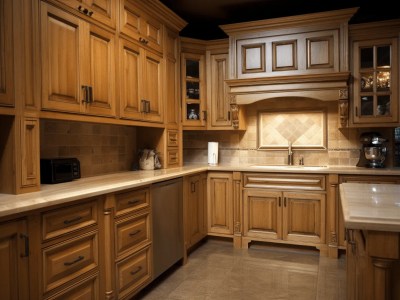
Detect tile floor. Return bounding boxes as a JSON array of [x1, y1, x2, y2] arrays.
[[134, 238, 346, 300]]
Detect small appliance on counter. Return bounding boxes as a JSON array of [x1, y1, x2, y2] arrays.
[[208, 142, 219, 166], [357, 132, 387, 168], [40, 158, 81, 184], [138, 149, 161, 170]]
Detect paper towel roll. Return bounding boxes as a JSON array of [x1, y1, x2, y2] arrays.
[[208, 142, 218, 166]]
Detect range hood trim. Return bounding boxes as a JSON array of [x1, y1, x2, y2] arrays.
[[227, 72, 350, 104]]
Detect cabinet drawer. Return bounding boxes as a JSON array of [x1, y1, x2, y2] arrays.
[[46, 273, 99, 300], [167, 130, 179, 147], [42, 230, 98, 293], [115, 211, 150, 258], [114, 187, 150, 217], [243, 173, 326, 191], [42, 200, 98, 241], [116, 245, 152, 299], [167, 149, 179, 166]]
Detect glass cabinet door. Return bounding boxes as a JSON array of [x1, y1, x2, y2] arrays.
[[354, 38, 398, 124]]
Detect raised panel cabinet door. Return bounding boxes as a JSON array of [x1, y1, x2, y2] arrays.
[[20, 118, 39, 188], [84, 24, 116, 117], [164, 29, 179, 126], [142, 50, 163, 122], [207, 172, 233, 235], [210, 53, 231, 128], [243, 189, 282, 240], [41, 3, 83, 113], [187, 174, 207, 247], [282, 192, 326, 244], [0, 0, 14, 107], [119, 38, 143, 120], [45, 273, 99, 300], [0, 219, 30, 300]]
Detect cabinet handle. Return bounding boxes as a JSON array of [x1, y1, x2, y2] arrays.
[[20, 234, 29, 258], [284, 197, 287, 207], [145, 100, 150, 113], [346, 229, 356, 254], [355, 106, 358, 117], [191, 182, 196, 193], [278, 197, 281, 207], [141, 99, 147, 113], [88, 86, 93, 103], [129, 230, 141, 236], [64, 255, 84, 266], [130, 266, 142, 275], [139, 37, 148, 45], [128, 199, 140, 205], [82, 85, 89, 103], [63, 216, 82, 225], [77, 5, 93, 17]]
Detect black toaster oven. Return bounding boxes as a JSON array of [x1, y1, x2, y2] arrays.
[[40, 158, 81, 184]]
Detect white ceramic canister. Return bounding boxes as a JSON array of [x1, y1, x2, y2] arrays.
[[208, 142, 218, 166]]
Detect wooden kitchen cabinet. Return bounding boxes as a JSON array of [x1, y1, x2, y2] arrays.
[[41, 3, 116, 117], [184, 173, 207, 250], [0, 0, 14, 107], [207, 172, 234, 236], [242, 173, 326, 248], [52, 0, 117, 29], [0, 218, 30, 300], [181, 52, 207, 128], [119, 38, 163, 123]]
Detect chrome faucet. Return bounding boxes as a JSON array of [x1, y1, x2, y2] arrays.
[[288, 141, 293, 165]]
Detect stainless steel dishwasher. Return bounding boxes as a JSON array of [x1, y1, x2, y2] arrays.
[[151, 177, 184, 279]]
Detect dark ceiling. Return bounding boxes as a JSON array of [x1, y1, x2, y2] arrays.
[[159, 0, 400, 40]]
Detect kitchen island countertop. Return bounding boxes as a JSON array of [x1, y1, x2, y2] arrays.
[[340, 182, 400, 232]]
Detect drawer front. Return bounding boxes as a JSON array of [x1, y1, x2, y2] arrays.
[[167, 149, 179, 166], [243, 173, 326, 191], [115, 187, 150, 217], [42, 200, 98, 241], [167, 130, 179, 147], [116, 245, 152, 299], [42, 231, 98, 293], [46, 273, 99, 300], [115, 211, 150, 258]]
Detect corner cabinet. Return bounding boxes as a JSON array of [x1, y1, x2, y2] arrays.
[[181, 52, 207, 128], [350, 20, 400, 127], [41, 3, 116, 117]]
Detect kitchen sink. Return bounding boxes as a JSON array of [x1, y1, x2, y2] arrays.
[[249, 165, 328, 170]]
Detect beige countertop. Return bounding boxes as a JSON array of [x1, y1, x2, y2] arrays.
[[2, 163, 400, 219], [340, 182, 400, 232]]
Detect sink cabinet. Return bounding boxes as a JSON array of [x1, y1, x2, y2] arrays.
[[242, 173, 326, 248]]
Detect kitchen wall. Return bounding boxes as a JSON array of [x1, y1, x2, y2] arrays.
[[183, 98, 395, 166], [40, 119, 137, 177]]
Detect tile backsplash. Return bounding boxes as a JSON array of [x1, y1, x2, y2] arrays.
[[183, 98, 395, 167], [40, 119, 137, 177]]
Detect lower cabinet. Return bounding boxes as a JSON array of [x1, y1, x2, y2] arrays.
[[242, 173, 326, 248], [0, 218, 30, 300], [207, 172, 233, 236], [184, 173, 207, 250]]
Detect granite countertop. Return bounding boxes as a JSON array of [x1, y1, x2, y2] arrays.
[[340, 182, 400, 232], [2, 163, 400, 219]]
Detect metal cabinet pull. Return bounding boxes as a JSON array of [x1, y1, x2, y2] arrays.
[[284, 197, 287, 207], [129, 230, 141, 236], [130, 266, 142, 275], [64, 255, 84, 266], [88, 86, 93, 103], [82, 85, 89, 103], [63, 216, 82, 225], [128, 199, 140, 205], [20, 234, 29, 258], [191, 182, 196, 193], [278, 197, 281, 207]]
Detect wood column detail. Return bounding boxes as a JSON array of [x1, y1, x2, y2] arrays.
[[233, 172, 242, 248], [327, 174, 339, 258]]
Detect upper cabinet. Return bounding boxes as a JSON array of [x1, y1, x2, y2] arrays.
[[52, 0, 117, 29], [41, 3, 116, 117], [349, 20, 400, 127], [0, 0, 14, 108], [120, 0, 163, 54]]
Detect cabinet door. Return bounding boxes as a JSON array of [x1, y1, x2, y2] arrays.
[[84, 24, 116, 117], [54, 0, 116, 29], [282, 192, 325, 244], [164, 30, 179, 126], [41, 3, 83, 113], [186, 173, 207, 248], [0, 0, 14, 107], [119, 38, 143, 120], [243, 189, 282, 240], [209, 53, 231, 128], [142, 50, 163, 122], [207, 172, 233, 235], [352, 38, 399, 125], [0, 219, 30, 300]]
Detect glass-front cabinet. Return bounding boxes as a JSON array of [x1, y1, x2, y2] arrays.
[[181, 53, 206, 127], [353, 38, 399, 125]]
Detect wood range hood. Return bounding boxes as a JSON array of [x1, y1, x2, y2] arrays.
[[226, 71, 350, 105]]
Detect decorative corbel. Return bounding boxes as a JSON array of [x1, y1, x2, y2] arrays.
[[229, 94, 239, 129], [338, 89, 349, 128]]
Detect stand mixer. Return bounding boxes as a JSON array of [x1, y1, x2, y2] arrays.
[[357, 132, 387, 168]]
